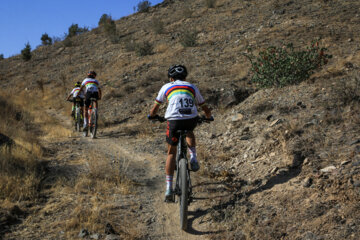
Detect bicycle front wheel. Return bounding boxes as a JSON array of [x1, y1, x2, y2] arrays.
[[90, 109, 98, 138], [178, 158, 188, 230]]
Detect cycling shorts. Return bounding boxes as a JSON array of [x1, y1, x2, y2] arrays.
[[85, 91, 99, 108], [166, 117, 197, 146], [72, 97, 84, 107]]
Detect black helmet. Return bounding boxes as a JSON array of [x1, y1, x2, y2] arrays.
[[75, 81, 81, 87], [87, 71, 97, 78], [168, 65, 187, 80]]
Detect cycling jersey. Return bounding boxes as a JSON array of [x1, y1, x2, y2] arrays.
[[155, 80, 206, 120], [70, 87, 85, 98], [81, 78, 100, 93]]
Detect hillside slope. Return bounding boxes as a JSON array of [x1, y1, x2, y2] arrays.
[[1, 0, 360, 239]]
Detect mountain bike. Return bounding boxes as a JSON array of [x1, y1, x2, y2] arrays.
[[148, 115, 213, 230], [67, 99, 83, 132], [83, 98, 98, 138], [74, 98, 83, 132]]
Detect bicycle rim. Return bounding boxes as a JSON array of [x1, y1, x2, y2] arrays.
[[76, 109, 81, 132], [179, 158, 188, 230]]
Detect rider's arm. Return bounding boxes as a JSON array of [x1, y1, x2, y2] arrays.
[[98, 88, 102, 100], [201, 104, 212, 119], [150, 103, 160, 117], [66, 93, 72, 101]]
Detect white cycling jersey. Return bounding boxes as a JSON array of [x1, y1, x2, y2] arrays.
[[155, 80, 206, 120], [81, 78, 100, 93], [70, 87, 85, 98]]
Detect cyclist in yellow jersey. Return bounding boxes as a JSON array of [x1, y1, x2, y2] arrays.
[[149, 65, 212, 200]]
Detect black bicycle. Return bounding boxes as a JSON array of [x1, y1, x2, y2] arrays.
[[148, 115, 213, 230], [83, 98, 98, 138], [67, 99, 83, 132]]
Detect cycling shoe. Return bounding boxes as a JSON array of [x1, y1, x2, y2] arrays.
[[190, 161, 200, 172]]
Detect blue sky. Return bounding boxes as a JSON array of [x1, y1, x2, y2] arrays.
[[0, 0, 163, 58]]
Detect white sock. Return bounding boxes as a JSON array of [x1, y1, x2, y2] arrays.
[[188, 147, 197, 162], [166, 175, 173, 190]]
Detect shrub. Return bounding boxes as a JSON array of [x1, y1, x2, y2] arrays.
[[205, 0, 217, 8], [67, 24, 89, 38], [21, 42, 32, 61], [41, 33, 52, 45], [179, 29, 198, 47], [151, 17, 164, 34], [137, 1, 151, 13], [135, 41, 153, 56], [98, 14, 110, 26], [244, 41, 332, 88], [0, 54, 4, 60]]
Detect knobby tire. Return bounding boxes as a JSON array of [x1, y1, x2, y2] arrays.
[[90, 109, 97, 139], [179, 158, 188, 230]]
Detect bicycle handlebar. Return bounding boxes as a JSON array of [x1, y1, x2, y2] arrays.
[[147, 115, 214, 124]]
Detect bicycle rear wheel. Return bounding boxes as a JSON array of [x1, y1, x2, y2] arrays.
[[76, 107, 82, 132], [178, 158, 188, 230], [90, 109, 98, 138]]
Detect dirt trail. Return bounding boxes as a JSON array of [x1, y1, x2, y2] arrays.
[[5, 109, 220, 239]]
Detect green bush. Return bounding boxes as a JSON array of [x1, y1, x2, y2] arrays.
[[135, 41, 153, 56], [0, 54, 4, 60], [21, 43, 32, 61], [244, 41, 332, 88], [67, 24, 89, 38], [41, 33, 52, 45], [179, 29, 198, 47], [98, 14, 119, 43], [137, 1, 151, 13]]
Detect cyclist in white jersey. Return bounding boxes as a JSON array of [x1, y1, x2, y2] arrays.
[[66, 82, 85, 117], [149, 65, 212, 200], [76, 71, 102, 131]]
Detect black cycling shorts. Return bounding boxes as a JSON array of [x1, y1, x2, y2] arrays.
[[73, 97, 84, 107], [85, 91, 99, 108], [166, 118, 197, 146]]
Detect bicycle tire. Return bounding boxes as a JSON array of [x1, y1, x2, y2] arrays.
[[90, 109, 97, 138], [178, 158, 188, 230], [76, 107, 82, 132]]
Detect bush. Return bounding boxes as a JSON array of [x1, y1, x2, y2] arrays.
[[0, 54, 4, 60], [179, 29, 198, 47], [67, 24, 89, 38], [135, 41, 153, 56], [244, 41, 332, 88], [205, 0, 217, 8], [137, 1, 151, 13], [21, 43, 32, 61], [41, 33, 53, 45]]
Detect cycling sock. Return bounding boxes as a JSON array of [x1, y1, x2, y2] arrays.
[[166, 175, 173, 190], [188, 147, 197, 162]]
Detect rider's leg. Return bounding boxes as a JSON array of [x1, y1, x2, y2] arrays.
[[166, 144, 177, 191], [186, 131, 197, 161], [83, 106, 89, 127]]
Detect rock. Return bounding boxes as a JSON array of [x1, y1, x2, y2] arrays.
[[78, 229, 89, 238], [270, 119, 283, 127], [90, 233, 101, 240], [105, 234, 121, 240], [341, 160, 351, 165], [303, 177, 312, 187], [303, 158, 310, 165], [270, 167, 278, 174], [320, 166, 336, 173], [231, 113, 244, 122]]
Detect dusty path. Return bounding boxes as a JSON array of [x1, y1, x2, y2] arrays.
[[5, 110, 225, 239]]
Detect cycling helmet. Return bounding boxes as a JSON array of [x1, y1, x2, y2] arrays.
[[87, 71, 97, 78], [75, 81, 81, 87], [167, 65, 187, 80]]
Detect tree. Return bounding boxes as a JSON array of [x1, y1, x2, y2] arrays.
[[41, 33, 53, 45], [137, 1, 151, 13], [21, 43, 32, 61], [67, 24, 88, 38]]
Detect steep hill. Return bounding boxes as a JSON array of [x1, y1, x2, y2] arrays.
[[0, 0, 359, 239]]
